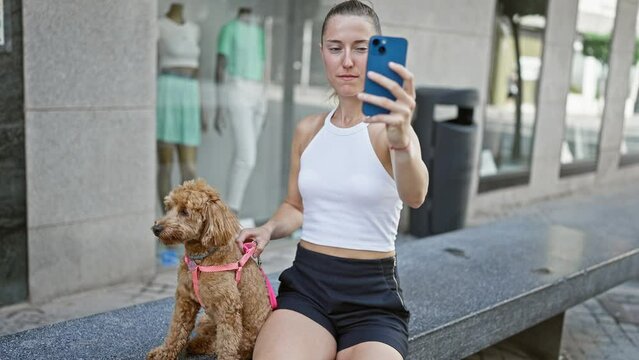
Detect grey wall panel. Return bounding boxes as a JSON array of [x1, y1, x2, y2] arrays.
[[22, 0, 155, 110], [22, 0, 157, 302]]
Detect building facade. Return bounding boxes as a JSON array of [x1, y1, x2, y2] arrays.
[[1, 0, 638, 305]]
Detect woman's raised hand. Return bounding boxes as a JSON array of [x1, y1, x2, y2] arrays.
[[357, 62, 416, 149]]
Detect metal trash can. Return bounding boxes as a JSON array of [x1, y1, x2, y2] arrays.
[[409, 87, 479, 237]]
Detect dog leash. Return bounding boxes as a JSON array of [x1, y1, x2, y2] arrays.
[[184, 242, 278, 310]]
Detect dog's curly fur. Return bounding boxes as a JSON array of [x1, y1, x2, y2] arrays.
[[147, 179, 272, 360]]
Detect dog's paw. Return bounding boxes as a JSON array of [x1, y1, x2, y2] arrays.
[[146, 346, 178, 360], [186, 336, 215, 355]]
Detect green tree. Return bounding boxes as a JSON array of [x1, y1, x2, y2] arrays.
[[582, 33, 610, 65]]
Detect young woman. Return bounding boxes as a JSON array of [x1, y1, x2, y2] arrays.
[[236, 1, 428, 359]]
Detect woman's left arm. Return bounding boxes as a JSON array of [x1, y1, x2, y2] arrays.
[[358, 62, 429, 208]]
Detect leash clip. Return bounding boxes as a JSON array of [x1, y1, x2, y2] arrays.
[[245, 240, 262, 267], [252, 254, 262, 267], [185, 257, 198, 272]]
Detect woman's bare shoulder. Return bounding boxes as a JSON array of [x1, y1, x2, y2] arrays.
[[294, 112, 327, 140], [296, 112, 326, 134], [293, 112, 328, 153]]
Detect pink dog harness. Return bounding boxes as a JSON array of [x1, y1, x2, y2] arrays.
[[184, 242, 278, 310]]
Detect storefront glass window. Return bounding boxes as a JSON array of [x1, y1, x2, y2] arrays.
[[561, 0, 617, 176], [154, 0, 333, 266], [479, 0, 548, 192], [620, 11, 639, 166]]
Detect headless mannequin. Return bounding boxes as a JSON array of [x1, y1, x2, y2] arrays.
[[214, 8, 267, 219], [157, 3, 207, 210]]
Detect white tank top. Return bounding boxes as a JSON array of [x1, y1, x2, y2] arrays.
[[298, 109, 403, 252], [158, 17, 200, 69]]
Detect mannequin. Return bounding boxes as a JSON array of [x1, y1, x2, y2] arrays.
[[215, 7, 267, 224], [156, 2, 206, 265], [157, 2, 206, 208]]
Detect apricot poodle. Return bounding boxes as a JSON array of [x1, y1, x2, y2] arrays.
[[147, 179, 272, 360]]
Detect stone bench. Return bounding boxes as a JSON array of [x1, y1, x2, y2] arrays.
[[2, 191, 639, 359]]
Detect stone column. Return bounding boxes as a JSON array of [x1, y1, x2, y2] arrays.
[[22, 0, 157, 302], [597, 0, 639, 179]]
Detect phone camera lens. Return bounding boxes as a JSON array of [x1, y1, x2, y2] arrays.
[[372, 38, 380, 46], [378, 46, 386, 55]]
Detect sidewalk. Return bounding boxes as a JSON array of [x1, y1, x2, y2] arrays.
[[0, 234, 299, 338], [1, 183, 638, 359]]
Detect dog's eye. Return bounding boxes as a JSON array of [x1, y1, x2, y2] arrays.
[[179, 209, 189, 216]]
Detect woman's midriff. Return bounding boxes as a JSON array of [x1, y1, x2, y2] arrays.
[[299, 239, 395, 260]]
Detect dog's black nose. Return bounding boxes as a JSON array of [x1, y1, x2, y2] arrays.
[[152, 224, 163, 237]]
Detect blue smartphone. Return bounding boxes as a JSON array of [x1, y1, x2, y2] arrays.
[[362, 35, 408, 117]]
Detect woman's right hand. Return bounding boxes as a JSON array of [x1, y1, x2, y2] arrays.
[[235, 225, 273, 257]]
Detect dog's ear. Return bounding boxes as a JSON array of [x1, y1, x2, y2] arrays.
[[200, 200, 239, 248]]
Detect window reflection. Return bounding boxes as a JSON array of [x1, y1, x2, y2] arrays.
[[153, 1, 335, 266], [561, 0, 617, 174], [620, 12, 639, 165], [480, 0, 548, 191]]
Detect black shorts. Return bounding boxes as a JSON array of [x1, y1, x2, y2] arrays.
[[276, 244, 410, 358]]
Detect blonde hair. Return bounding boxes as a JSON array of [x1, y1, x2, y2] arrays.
[[321, 0, 382, 43]]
